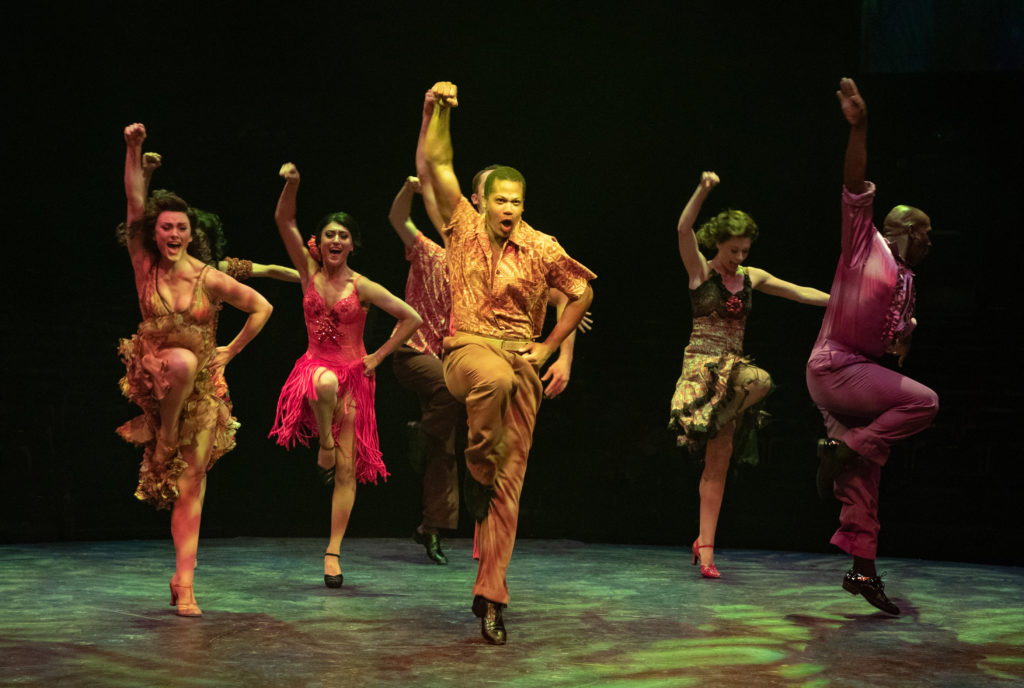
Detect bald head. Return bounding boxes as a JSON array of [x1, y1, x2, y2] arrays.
[[883, 205, 932, 266]]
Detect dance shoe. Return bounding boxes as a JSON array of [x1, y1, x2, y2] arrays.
[[463, 472, 495, 522], [169, 582, 202, 617], [842, 569, 900, 615], [691, 539, 721, 579], [413, 530, 448, 565], [472, 595, 507, 645], [816, 439, 859, 499], [324, 552, 344, 588], [316, 445, 336, 486]]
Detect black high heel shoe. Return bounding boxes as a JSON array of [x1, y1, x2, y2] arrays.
[[324, 552, 343, 588]]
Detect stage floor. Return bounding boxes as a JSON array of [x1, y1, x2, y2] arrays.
[[1, 537, 1021, 686]]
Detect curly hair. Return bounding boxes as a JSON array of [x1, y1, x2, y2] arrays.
[[696, 209, 759, 249], [314, 211, 362, 253], [117, 189, 204, 261], [193, 208, 228, 264]]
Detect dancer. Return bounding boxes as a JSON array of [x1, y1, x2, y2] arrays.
[[806, 78, 938, 615], [117, 123, 273, 616], [670, 171, 829, 579], [421, 81, 595, 645], [387, 175, 461, 564], [269, 162, 421, 588]]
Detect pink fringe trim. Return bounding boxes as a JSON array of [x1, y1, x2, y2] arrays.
[[268, 352, 387, 484]]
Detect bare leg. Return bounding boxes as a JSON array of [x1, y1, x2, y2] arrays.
[[324, 393, 357, 577], [716, 364, 772, 428], [310, 368, 338, 471], [170, 427, 213, 607], [154, 348, 199, 450], [697, 420, 734, 567]]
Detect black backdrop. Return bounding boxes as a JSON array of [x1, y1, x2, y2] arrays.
[[4, 2, 1022, 566]]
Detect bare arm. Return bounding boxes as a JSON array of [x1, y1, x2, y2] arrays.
[[838, 77, 868, 194], [216, 259, 302, 283], [748, 267, 830, 306], [388, 176, 423, 248], [203, 270, 274, 368], [415, 93, 447, 234], [422, 82, 462, 224], [356, 278, 423, 376], [677, 172, 718, 289], [274, 163, 318, 284]]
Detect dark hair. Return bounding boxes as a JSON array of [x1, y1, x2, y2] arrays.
[[472, 164, 502, 197], [122, 189, 201, 259], [193, 208, 228, 263], [696, 209, 759, 249], [315, 211, 362, 253], [482, 166, 526, 201]]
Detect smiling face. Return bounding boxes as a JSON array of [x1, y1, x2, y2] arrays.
[[483, 179, 525, 246], [154, 211, 192, 262], [318, 222, 354, 266], [713, 236, 752, 274]]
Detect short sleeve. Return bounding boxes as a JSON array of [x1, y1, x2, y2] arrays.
[[540, 238, 596, 300]]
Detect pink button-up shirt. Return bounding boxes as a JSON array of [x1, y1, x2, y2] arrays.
[[814, 182, 916, 360], [392, 233, 451, 357]]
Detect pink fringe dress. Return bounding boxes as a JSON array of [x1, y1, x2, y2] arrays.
[[269, 275, 387, 483]]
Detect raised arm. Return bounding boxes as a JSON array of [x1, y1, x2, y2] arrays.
[[203, 270, 274, 369], [356, 278, 423, 377], [415, 93, 447, 235], [838, 77, 867, 194], [274, 162, 317, 283], [422, 82, 462, 224], [748, 267, 830, 307], [124, 123, 148, 226], [677, 172, 718, 289], [388, 176, 423, 248]]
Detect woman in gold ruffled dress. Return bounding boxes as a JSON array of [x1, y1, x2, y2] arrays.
[[116, 123, 273, 616]]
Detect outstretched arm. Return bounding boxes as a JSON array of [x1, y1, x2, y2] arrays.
[[216, 259, 301, 283], [388, 176, 423, 248], [838, 77, 868, 194], [356, 278, 423, 376], [677, 172, 718, 289], [124, 123, 147, 227], [274, 162, 317, 283], [748, 267, 830, 306], [415, 94, 447, 235], [422, 82, 462, 224]]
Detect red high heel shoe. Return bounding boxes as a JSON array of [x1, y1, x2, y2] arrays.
[[692, 539, 721, 579], [169, 581, 203, 617]]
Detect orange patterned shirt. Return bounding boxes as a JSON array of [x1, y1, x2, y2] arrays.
[[445, 197, 595, 340]]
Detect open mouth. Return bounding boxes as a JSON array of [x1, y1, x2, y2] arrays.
[[500, 220, 514, 232], [328, 246, 344, 256]]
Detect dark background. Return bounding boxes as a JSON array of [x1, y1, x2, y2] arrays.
[[3, 2, 1022, 565]]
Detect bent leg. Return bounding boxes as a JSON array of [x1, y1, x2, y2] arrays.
[[443, 341, 516, 486], [310, 367, 339, 470]]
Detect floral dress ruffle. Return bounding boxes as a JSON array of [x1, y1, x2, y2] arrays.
[[668, 267, 766, 464], [117, 266, 237, 510]]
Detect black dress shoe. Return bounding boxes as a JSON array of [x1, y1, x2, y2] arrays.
[[463, 472, 495, 522], [472, 595, 507, 645], [842, 569, 899, 615], [816, 439, 859, 499], [413, 530, 448, 565]]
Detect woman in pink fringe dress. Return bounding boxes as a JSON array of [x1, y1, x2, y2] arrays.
[[269, 163, 421, 587]]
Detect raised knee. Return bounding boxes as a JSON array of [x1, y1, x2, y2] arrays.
[[479, 368, 515, 398], [163, 348, 199, 383], [314, 370, 339, 401], [743, 370, 773, 402]]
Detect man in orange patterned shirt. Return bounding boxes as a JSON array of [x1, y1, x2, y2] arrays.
[[421, 81, 595, 645]]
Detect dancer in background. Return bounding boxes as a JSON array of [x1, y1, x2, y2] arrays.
[[806, 78, 938, 615], [117, 123, 273, 616], [269, 163, 421, 588], [670, 171, 829, 579]]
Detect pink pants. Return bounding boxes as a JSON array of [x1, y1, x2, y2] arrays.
[[806, 341, 938, 558], [443, 333, 543, 605]]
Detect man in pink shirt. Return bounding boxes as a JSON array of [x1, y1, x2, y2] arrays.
[[806, 78, 939, 615]]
